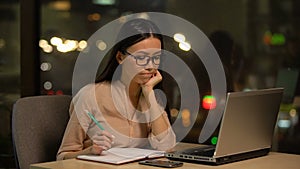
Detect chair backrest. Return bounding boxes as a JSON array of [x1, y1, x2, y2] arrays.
[[12, 95, 72, 169]]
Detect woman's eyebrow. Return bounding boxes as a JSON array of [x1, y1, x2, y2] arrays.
[[135, 51, 149, 55], [135, 50, 162, 55]]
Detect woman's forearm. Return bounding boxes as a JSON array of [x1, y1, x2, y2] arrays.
[[145, 90, 171, 137], [59, 146, 99, 160]]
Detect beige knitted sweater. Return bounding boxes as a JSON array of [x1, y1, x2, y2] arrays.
[[57, 80, 176, 160]]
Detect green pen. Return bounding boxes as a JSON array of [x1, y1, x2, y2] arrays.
[[85, 110, 105, 130]]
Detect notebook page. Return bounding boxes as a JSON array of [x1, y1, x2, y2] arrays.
[[77, 151, 145, 164], [107, 147, 165, 158], [77, 148, 165, 164]]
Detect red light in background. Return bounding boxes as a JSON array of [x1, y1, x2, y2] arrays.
[[202, 95, 216, 110], [56, 90, 64, 95], [46, 90, 64, 95], [47, 90, 55, 95]]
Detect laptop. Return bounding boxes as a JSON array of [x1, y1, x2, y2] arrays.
[[166, 88, 284, 165]]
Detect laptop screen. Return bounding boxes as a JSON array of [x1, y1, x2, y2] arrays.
[[214, 88, 283, 157]]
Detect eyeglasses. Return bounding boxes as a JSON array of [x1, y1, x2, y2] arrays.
[[123, 50, 161, 66]]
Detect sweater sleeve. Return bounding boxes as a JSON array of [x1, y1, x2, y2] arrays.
[[148, 112, 176, 151], [56, 84, 96, 160], [56, 106, 90, 160]]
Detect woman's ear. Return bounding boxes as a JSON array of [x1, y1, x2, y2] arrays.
[[116, 51, 124, 64]]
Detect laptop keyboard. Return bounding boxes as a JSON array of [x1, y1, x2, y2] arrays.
[[182, 146, 215, 157]]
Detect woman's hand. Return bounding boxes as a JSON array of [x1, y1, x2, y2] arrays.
[[89, 144, 104, 155], [90, 130, 115, 155], [141, 70, 162, 97]]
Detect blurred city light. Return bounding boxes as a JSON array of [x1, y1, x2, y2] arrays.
[[96, 40, 107, 51], [40, 62, 52, 71], [278, 119, 291, 128], [181, 109, 191, 127], [202, 95, 216, 110], [43, 81, 53, 90], [179, 41, 191, 51], [173, 33, 186, 43]]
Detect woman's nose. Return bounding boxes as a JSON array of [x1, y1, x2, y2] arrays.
[[144, 59, 158, 70], [145, 67, 155, 72]]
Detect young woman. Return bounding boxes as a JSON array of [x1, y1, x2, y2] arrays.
[[57, 18, 176, 160]]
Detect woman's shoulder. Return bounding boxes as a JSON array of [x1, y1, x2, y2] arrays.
[[81, 81, 111, 90], [95, 81, 111, 89]]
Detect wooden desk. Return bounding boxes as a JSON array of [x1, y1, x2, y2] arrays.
[[30, 143, 300, 169]]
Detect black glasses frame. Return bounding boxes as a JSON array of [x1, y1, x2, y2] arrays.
[[123, 50, 161, 66]]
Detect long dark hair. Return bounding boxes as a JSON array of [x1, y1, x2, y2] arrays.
[[95, 18, 164, 83]]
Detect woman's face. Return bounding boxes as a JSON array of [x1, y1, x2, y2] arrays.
[[120, 37, 162, 85]]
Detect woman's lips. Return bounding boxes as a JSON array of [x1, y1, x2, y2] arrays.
[[139, 73, 153, 78]]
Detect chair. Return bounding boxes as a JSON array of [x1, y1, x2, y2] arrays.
[[12, 95, 72, 169]]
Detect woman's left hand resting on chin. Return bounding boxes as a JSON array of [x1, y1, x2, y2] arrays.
[[140, 70, 170, 139], [141, 70, 162, 97]]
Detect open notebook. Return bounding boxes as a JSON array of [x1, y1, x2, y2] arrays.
[[77, 147, 165, 164]]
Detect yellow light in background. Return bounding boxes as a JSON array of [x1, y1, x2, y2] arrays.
[[78, 40, 88, 51], [181, 109, 191, 127], [57, 44, 68, 53], [40, 39, 53, 53], [96, 40, 107, 51], [49, 1, 71, 11], [56, 40, 78, 53], [173, 33, 186, 43], [92, 13, 101, 21], [173, 33, 191, 52], [179, 41, 191, 51], [39, 39, 48, 48], [50, 37, 63, 46], [65, 40, 78, 50], [289, 108, 297, 117], [40, 38, 88, 53], [170, 108, 179, 118], [88, 13, 101, 21], [43, 44, 53, 53]]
